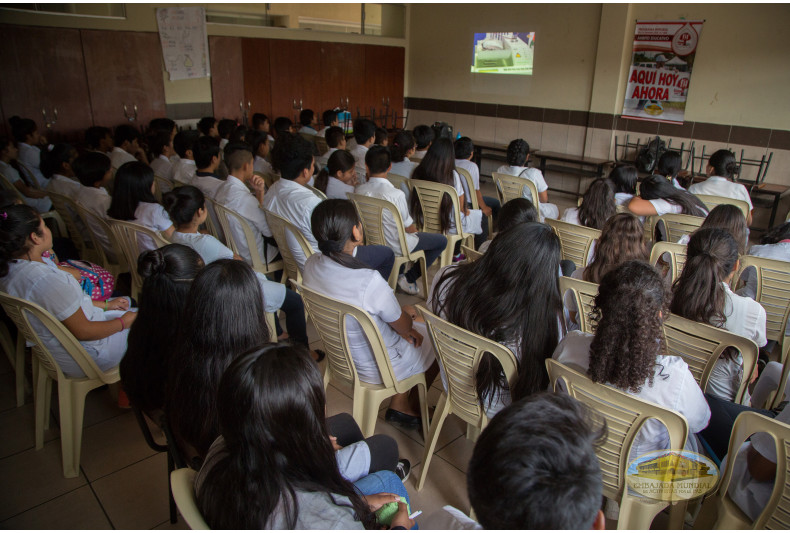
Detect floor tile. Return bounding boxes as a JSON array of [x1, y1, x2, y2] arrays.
[[408, 454, 471, 518], [0, 403, 59, 460], [0, 485, 110, 529], [325, 383, 354, 418], [153, 516, 190, 529], [0, 369, 21, 414], [79, 410, 158, 482], [435, 432, 477, 473], [49, 385, 128, 430]]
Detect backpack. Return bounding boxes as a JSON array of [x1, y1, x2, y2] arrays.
[[636, 137, 667, 174], [58, 260, 116, 300], [431, 122, 454, 141]]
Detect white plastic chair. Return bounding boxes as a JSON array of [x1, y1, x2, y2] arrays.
[[107, 219, 169, 301], [546, 218, 601, 269], [264, 209, 315, 287], [170, 468, 210, 529], [410, 179, 473, 268]]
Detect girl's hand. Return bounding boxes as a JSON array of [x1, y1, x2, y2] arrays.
[[402, 304, 418, 321], [119, 310, 138, 329], [404, 328, 422, 347], [106, 298, 130, 311], [390, 502, 415, 529], [250, 175, 266, 194], [329, 435, 342, 451], [364, 493, 401, 512]]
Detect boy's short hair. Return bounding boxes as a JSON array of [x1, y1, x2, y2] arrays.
[[224, 142, 254, 173], [353, 118, 377, 145], [322, 109, 338, 127], [273, 117, 293, 137], [271, 133, 314, 181], [454, 136, 474, 159], [148, 131, 172, 157], [149, 117, 176, 135], [218, 119, 237, 140], [193, 136, 221, 169], [114, 124, 140, 147], [412, 125, 434, 150], [73, 152, 112, 187], [325, 126, 346, 148], [173, 130, 200, 159], [299, 109, 315, 127], [375, 127, 388, 145], [252, 113, 269, 130], [197, 116, 217, 136], [85, 126, 111, 150], [468, 392, 606, 530], [365, 145, 391, 175]]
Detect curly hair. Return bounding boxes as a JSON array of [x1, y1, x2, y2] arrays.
[[588, 260, 669, 393], [506, 139, 529, 167], [578, 178, 616, 230], [583, 213, 648, 284]]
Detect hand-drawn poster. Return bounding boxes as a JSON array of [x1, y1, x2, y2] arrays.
[[622, 20, 704, 124], [157, 7, 210, 81]]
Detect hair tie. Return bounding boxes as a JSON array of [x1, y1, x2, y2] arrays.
[[0, 212, 6, 219], [47, 144, 54, 152]]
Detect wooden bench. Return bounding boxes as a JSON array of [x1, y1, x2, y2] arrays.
[[472, 139, 509, 176], [532, 151, 613, 198]]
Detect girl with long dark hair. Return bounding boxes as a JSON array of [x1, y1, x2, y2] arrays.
[[314, 150, 357, 199], [607, 163, 638, 207], [477, 197, 538, 254], [627, 174, 708, 218], [41, 143, 80, 199], [656, 150, 687, 190], [677, 203, 748, 253], [689, 149, 754, 225], [389, 130, 418, 179], [561, 178, 616, 230]]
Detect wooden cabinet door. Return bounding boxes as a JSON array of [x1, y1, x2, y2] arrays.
[[81, 30, 166, 129], [268, 39, 321, 122], [363, 45, 405, 127], [241, 38, 271, 121], [0, 25, 93, 142], [209, 36, 244, 122], [318, 42, 364, 119]]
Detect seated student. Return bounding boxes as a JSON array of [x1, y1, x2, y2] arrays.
[[627, 174, 708, 240], [314, 149, 357, 199], [74, 152, 115, 259], [389, 130, 418, 181], [84, 126, 113, 155], [356, 146, 447, 295], [217, 119, 237, 151], [112, 124, 147, 168], [671, 228, 767, 403], [43, 143, 80, 198], [148, 117, 179, 165], [273, 116, 298, 140], [229, 125, 248, 145], [689, 149, 754, 225], [265, 134, 395, 280], [248, 130, 274, 176], [562, 178, 616, 230], [461, 393, 606, 530], [119, 244, 203, 420], [741, 221, 790, 304], [304, 199, 437, 427], [607, 163, 639, 207], [190, 136, 223, 199], [0, 138, 52, 213], [0, 204, 137, 377], [10, 116, 48, 188], [318, 109, 338, 138], [410, 137, 488, 250], [411, 124, 433, 161], [656, 150, 687, 190], [375, 127, 389, 147], [299, 109, 318, 135], [316, 125, 347, 167], [477, 197, 538, 254], [553, 260, 711, 459], [195, 344, 414, 530], [677, 204, 748, 252], [350, 118, 377, 184], [454, 136, 498, 220], [172, 130, 200, 185], [429, 222, 562, 418], [497, 139, 560, 220], [148, 130, 175, 182], [197, 116, 219, 138], [107, 161, 175, 251]]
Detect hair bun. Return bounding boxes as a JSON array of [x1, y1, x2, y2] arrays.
[[317, 240, 343, 255], [137, 248, 167, 278]]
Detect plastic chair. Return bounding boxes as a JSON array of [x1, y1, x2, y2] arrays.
[[732, 255, 790, 408], [649, 241, 688, 283], [695, 411, 790, 529], [663, 313, 759, 404], [657, 213, 705, 242], [292, 281, 430, 439], [693, 194, 750, 219], [460, 245, 482, 262], [253, 170, 279, 190], [170, 468, 210, 529], [304, 183, 328, 201], [347, 192, 429, 297], [47, 190, 90, 260], [153, 175, 174, 202], [415, 305, 518, 491], [545, 359, 689, 530], [107, 219, 169, 301], [387, 173, 412, 200], [201, 198, 226, 245], [559, 275, 600, 334], [491, 171, 540, 210], [264, 209, 315, 287], [0, 291, 120, 478], [643, 214, 657, 244], [74, 203, 127, 277], [457, 167, 493, 236], [410, 179, 473, 268], [546, 218, 601, 269], [1, 319, 26, 407]]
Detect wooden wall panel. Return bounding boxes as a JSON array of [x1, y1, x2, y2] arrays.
[[241, 38, 272, 122], [364, 45, 405, 126], [209, 36, 245, 122], [318, 42, 365, 120], [268, 40, 322, 123]]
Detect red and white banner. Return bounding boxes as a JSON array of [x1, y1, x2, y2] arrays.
[[622, 20, 704, 125]]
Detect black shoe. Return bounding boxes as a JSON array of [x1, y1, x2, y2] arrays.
[[395, 459, 411, 482], [385, 408, 421, 428], [314, 349, 326, 363]]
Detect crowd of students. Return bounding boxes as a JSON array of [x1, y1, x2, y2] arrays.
[[0, 109, 789, 529]]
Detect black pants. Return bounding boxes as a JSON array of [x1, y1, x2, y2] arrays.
[[273, 288, 309, 347], [356, 244, 395, 281], [700, 393, 776, 460], [326, 413, 399, 473]]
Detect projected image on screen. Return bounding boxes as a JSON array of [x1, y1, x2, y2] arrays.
[[471, 32, 535, 75]]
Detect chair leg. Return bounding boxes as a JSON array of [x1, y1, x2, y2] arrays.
[[34, 360, 49, 449], [418, 256, 429, 300], [417, 381, 430, 442], [388, 257, 407, 290], [360, 390, 382, 438], [15, 334, 25, 407], [59, 382, 89, 478], [416, 393, 450, 491], [167, 450, 178, 524]]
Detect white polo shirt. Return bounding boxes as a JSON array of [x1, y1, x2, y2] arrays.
[[150, 154, 174, 181], [17, 143, 48, 187], [689, 176, 753, 210], [350, 144, 369, 184], [215, 175, 272, 265], [455, 159, 481, 201], [325, 176, 355, 200], [132, 202, 172, 252], [173, 159, 197, 185], [389, 159, 418, 180], [253, 156, 273, 176], [262, 178, 321, 270], [355, 177, 419, 255], [46, 174, 81, 199], [75, 185, 115, 261], [191, 172, 223, 200], [110, 146, 136, 169]]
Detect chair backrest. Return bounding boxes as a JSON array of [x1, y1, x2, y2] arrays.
[[387, 173, 412, 199], [304, 183, 328, 200], [643, 214, 657, 244], [315, 135, 329, 155], [545, 359, 689, 504], [417, 305, 518, 428], [734, 255, 790, 346], [47, 190, 87, 254], [201, 198, 226, 244], [410, 179, 465, 236], [693, 194, 750, 219], [657, 213, 705, 242], [264, 209, 314, 285], [546, 218, 602, 269], [0, 171, 27, 203], [170, 468, 210, 530], [460, 245, 483, 262], [491, 171, 540, 209], [347, 193, 409, 255], [73, 203, 125, 271], [649, 241, 688, 283], [559, 276, 600, 334], [153, 175, 173, 203], [663, 313, 759, 404], [108, 219, 169, 298], [211, 201, 264, 270], [293, 281, 402, 391], [456, 167, 479, 209]]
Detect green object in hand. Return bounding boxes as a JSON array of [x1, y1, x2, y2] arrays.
[[375, 496, 410, 525]]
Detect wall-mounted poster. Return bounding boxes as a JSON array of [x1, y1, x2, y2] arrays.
[[157, 7, 210, 81], [622, 20, 704, 124]]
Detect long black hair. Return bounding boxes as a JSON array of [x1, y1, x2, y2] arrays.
[[410, 137, 456, 233], [639, 174, 707, 216], [608, 164, 638, 195], [390, 130, 415, 163], [40, 143, 76, 178], [162, 185, 205, 230], [762, 222, 790, 245], [578, 178, 615, 230], [314, 150, 355, 194], [107, 161, 157, 220], [657, 151, 683, 182], [432, 222, 562, 404], [196, 344, 376, 529], [166, 259, 269, 460], [0, 204, 42, 277], [310, 199, 368, 271], [709, 149, 738, 180], [120, 244, 204, 417]]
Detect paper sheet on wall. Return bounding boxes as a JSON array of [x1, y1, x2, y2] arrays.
[[157, 7, 211, 81]]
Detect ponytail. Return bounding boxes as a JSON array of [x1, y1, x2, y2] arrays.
[[310, 199, 368, 271], [709, 149, 738, 180], [313, 150, 355, 194], [162, 185, 205, 229], [0, 204, 42, 277], [390, 131, 415, 163]]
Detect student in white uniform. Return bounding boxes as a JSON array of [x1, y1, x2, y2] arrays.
[[172, 130, 200, 185], [74, 152, 116, 260], [388, 130, 419, 182], [561, 178, 616, 230], [315, 126, 346, 168], [741, 221, 790, 302], [0, 204, 136, 377], [10, 116, 49, 188], [217, 119, 237, 153], [298, 109, 319, 135], [107, 161, 174, 252], [303, 199, 437, 428], [410, 125, 433, 161], [318, 109, 338, 138], [248, 130, 274, 176], [350, 118, 376, 184], [552, 260, 711, 460], [197, 116, 219, 139], [607, 163, 639, 207], [84, 126, 113, 155], [477, 197, 538, 254], [656, 151, 687, 190], [677, 204, 748, 253], [429, 222, 563, 419], [111, 124, 146, 168], [42, 143, 80, 199], [670, 228, 767, 403], [689, 149, 754, 225], [189, 136, 224, 199], [497, 139, 560, 220], [356, 146, 448, 295], [627, 174, 708, 240], [148, 130, 175, 182], [148, 117, 180, 167], [314, 150, 357, 200], [454, 136, 498, 220], [0, 138, 52, 213]]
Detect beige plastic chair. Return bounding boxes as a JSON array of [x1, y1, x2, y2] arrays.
[[170, 468, 210, 530], [491, 171, 540, 210], [546, 218, 601, 269], [200, 197, 225, 245], [315, 135, 329, 155], [460, 245, 482, 262], [663, 313, 758, 404], [253, 170, 279, 190], [107, 219, 169, 301], [732, 255, 790, 408], [693, 193, 750, 219], [415, 305, 518, 491], [348, 192, 429, 297], [410, 179, 473, 268], [695, 411, 790, 529], [1, 319, 26, 407], [643, 214, 657, 244], [74, 203, 127, 277], [293, 281, 430, 438], [387, 173, 412, 200], [649, 241, 688, 283], [153, 174, 174, 202], [264, 209, 314, 287], [545, 359, 689, 530], [657, 213, 705, 242], [457, 167, 493, 236], [559, 275, 600, 334], [304, 183, 327, 201], [0, 291, 121, 478], [47, 190, 90, 260]]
